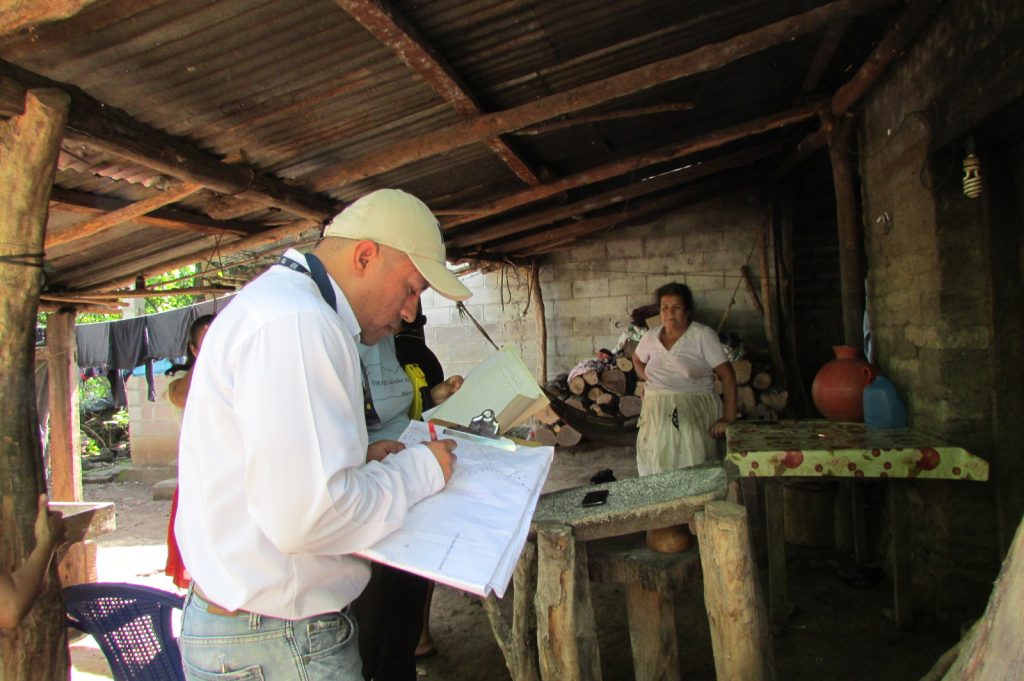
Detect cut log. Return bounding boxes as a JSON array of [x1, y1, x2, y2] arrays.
[[569, 375, 587, 396], [732, 359, 752, 386], [565, 396, 588, 412], [599, 368, 627, 396], [555, 424, 583, 447], [747, 404, 778, 422], [535, 405, 562, 426], [752, 371, 773, 391], [622, 340, 638, 359], [737, 385, 757, 416], [761, 389, 789, 413], [582, 370, 600, 386], [623, 416, 639, 429], [587, 386, 606, 402], [534, 425, 559, 446], [616, 356, 634, 372], [594, 392, 617, 407], [619, 395, 643, 418], [590, 404, 614, 418]]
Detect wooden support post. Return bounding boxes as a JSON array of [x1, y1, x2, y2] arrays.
[[45, 309, 95, 586], [763, 480, 792, 632], [820, 110, 864, 346], [531, 262, 547, 385], [888, 481, 913, 629], [535, 523, 602, 681], [0, 86, 70, 681], [483, 539, 541, 681], [694, 501, 775, 681], [625, 577, 681, 681]]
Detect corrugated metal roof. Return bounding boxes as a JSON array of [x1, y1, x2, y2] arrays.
[[0, 0, 904, 297]]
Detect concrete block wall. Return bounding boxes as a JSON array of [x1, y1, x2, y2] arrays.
[[857, 0, 1024, 618], [422, 188, 767, 381], [126, 373, 180, 468]]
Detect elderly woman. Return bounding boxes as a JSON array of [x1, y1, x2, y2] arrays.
[[633, 282, 737, 551]]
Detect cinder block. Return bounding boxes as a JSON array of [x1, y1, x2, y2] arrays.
[[571, 278, 609, 299]]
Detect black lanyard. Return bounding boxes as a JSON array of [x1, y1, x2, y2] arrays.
[[278, 253, 337, 312], [278, 253, 380, 426]]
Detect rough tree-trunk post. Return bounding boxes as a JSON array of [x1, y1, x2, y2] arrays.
[[0, 87, 71, 681], [534, 523, 602, 681], [530, 261, 547, 385], [820, 110, 863, 346], [693, 500, 776, 681], [47, 309, 93, 586]]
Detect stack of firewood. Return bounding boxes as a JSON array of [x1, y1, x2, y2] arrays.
[[533, 345, 789, 446], [718, 356, 788, 421]]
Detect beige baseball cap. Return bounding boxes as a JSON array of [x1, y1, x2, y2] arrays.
[[323, 189, 471, 301]]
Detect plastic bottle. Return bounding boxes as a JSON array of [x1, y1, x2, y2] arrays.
[[863, 375, 907, 429]]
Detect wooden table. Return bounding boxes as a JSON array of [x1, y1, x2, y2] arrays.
[[725, 419, 989, 630], [485, 464, 773, 681]]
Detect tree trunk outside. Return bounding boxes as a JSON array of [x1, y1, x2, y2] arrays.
[[0, 87, 70, 681]]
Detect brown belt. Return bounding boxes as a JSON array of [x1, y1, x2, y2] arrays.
[[193, 584, 249, 617]]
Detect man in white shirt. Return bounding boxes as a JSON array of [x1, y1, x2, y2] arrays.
[[175, 189, 471, 680]]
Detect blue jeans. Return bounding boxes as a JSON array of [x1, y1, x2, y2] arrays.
[[179, 587, 361, 680]]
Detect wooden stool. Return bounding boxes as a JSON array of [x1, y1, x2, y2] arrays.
[[588, 534, 702, 681]]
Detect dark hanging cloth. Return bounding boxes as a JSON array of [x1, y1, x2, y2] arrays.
[[145, 306, 194, 360], [109, 317, 151, 405], [76, 322, 111, 368]]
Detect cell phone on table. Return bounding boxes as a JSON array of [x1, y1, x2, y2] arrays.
[[581, 489, 609, 507]]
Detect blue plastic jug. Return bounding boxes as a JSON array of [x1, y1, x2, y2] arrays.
[[863, 375, 907, 429]]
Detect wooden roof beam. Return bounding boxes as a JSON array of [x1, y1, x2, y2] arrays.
[[306, 0, 898, 191], [0, 67, 338, 222], [335, 0, 542, 187], [0, 0, 102, 38], [800, 21, 850, 95], [45, 182, 204, 248], [773, 0, 942, 180], [48, 187, 265, 237], [443, 103, 820, 231], [512, 103, 696, 137], [447, 140, 786, 250]]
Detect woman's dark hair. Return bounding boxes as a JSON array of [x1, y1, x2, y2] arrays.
[[166, 314, 215, 375], [654, 282, 695, 314]]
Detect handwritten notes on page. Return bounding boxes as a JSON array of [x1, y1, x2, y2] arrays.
[[422, 347, 548, 434], [356, 420, 554, 598]]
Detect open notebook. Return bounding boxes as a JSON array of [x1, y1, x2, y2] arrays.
[[422, 346, 549, 434], [355, 420, 553, 598]]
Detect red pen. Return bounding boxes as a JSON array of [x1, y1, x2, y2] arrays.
[[428, 421, 438, 441]]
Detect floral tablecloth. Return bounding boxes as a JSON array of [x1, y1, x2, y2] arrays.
[[725, 420, 989, 481]]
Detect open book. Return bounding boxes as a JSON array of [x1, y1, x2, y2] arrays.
[[422, 347, 548, 434], [355, 420, 554, 598]]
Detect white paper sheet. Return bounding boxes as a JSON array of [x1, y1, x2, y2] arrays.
[[355, 420, 553, 598]]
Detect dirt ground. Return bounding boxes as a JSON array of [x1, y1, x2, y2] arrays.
[[72, 442, 960, 681]]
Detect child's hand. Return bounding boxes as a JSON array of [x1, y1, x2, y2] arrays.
[[33, 494, 65, 550]]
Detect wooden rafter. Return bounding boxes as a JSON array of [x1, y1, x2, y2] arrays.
[[305, 0, 897, 191], [800, 22, 850, 95], [0, 0, 102, 38], [49, 187, 264, 237], [0, 68, 337, 222], [447, 140, 786, 250], [45, 182, 204, 248], [73, 218, 316, 293], [513, 103, 696, 137], [335, 0, 541, 186], [443, 104, 819, 231], [490, 182, 735, 255], [42, 285, 236, 301], [773, 0, 942, 179]]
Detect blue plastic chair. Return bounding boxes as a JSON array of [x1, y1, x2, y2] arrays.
[[65, 582, 186, 681]]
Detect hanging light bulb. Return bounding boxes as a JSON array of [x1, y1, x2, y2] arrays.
[[963, 136, 982, 199]]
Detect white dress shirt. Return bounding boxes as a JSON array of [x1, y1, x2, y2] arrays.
[[176, 249, 444, 619]]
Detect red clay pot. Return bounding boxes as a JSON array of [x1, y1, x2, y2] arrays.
[[811, 345, 876, 421]]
